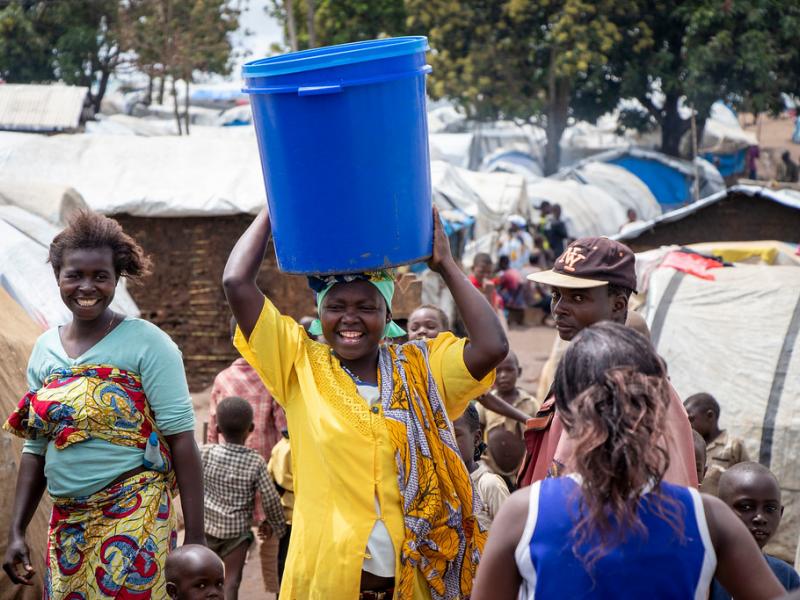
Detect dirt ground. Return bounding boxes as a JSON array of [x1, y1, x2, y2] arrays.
[[201, 323, 557, 598]]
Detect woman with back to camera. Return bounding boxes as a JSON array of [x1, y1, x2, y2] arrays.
[[3, 212, 204, 598], [473, 322, 784, 600]]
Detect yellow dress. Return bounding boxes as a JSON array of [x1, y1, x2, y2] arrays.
[[235, 298, 493, 599]]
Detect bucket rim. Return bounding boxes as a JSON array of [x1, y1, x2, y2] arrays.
[[242, 36, 429, 79]]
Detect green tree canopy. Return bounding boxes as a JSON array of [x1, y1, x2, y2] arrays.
[[407, 0, 642, 174]]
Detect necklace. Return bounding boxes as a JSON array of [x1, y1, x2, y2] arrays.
[[340, 363, 367, 385], [102, 311, 117, 337]]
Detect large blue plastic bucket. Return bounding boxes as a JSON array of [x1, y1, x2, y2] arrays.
[[243, 37, 433, 275]]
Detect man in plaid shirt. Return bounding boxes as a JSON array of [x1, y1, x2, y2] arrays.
[[202, 396, 286, 599]]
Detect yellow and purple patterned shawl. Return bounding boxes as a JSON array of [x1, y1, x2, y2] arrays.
[[378, 342, 485, 600]]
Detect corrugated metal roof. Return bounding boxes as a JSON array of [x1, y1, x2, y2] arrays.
[[613, 184, 800, 241], [0, 84, 88, 132]]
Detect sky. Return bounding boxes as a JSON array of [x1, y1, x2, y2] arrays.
[[231, 0, 284, 76]]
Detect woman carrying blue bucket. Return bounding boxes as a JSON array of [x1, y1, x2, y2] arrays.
[[223, 207, 508, 599]]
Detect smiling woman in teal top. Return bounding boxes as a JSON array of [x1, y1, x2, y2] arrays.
[[2, 211, 204, 599]]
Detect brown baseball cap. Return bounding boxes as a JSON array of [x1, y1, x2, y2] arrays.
[[528, 237, 637, 291]]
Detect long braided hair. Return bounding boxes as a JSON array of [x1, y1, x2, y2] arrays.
[[553, 322, 684, 570]]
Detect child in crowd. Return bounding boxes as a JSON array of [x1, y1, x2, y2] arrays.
[[473, 323, 784, 600], [709, 463, 800, 598], [267, 430, 294, 588], [165, 545, 225, 600], [201, 396, 287, 600], [453, 404, 510, 531], [693, 430, 708, 487], [470, 252, 505, 317], [477, 351, 538, 485], [684, 392, 749, 496]]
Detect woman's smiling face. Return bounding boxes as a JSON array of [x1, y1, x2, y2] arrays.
[[57, 247, 118, 321], [319, 281, 389, 361]]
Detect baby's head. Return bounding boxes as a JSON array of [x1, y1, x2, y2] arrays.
[[165, 544, 225, 599], [718, 462, 783, 549], [453, 403, 483, 466], [407, 304, 450, 341], [692, 430, 707, 485], [216, 396, 254, 443]]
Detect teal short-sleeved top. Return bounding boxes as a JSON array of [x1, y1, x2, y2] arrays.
[[21, 317, 195, 498]]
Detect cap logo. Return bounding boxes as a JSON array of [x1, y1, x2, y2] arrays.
[[560, 246, 587, 272]]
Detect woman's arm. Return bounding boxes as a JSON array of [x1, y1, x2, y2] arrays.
[[428, 208, 508, 380], [472, 487, 529, 600], [166, 431, 205, 545], [477, 392, 533, 423], [2, 454, 46, 585], [703, 494, 784, 600], [223, 208, 270, 339]]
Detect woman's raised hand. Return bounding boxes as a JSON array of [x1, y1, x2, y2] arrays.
[[427, 206, 455, 274]]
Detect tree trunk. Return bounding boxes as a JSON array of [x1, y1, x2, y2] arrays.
[[543, 50, 570, 176], [306, 0, 316, 48], [183, 78, 190, 136], [92, 68, 112, 114], [285, 0, 298, 51], [171, 76, 183, 135], [145, 73, 153, 106], [158, 75, 166, 105], [660, 94, 690, 158]]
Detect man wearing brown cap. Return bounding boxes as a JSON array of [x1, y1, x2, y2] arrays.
[[517, 237, 698, 488]]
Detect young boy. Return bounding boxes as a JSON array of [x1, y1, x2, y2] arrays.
[[477, 351, 538, 483], [453, 404, 510, 531], [520, 237, 697, 487], [684, 392, 749, 496], [165, 545, 225, 600], [710, 463, 800, 598], [202, 396, 287, 600]]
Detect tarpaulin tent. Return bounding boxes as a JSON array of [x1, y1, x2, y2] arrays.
[[638, 246, 800, 562], [586, 146, 725, 211], [552, 161, 661, 222]]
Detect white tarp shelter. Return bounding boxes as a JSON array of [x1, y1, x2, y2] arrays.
[[638, 249, 800, 562], [0, 84, 87, 133], [552, 161, 662, 222]]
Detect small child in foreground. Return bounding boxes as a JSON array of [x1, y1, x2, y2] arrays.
[[453, 404, 510, 531], [165, 545, 225, 599], [710, 462, 800, 599], [202, 396, 287, 600]]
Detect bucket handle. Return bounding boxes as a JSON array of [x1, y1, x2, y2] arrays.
[[243, 65, 432, 96], [298, 84, 343, 96]]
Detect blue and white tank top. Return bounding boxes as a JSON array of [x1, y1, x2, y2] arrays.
[[514, 475, 716, 599]]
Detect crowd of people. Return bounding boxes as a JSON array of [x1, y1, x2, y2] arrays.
[[2, 208, 798, 600]]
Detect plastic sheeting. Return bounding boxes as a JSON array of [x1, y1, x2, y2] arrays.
[[0, 206, 140, 328], [430, 160, 531, 240], [0, 130, 266, 216], [552, 161, 661, 222], [526, 178, 628, 238], [641, 262, 800, 562], [0, 180, 89, 225]]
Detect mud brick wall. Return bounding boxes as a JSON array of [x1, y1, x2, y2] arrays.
[[623, 192, 800, 253], [112, 214, 421, 391]]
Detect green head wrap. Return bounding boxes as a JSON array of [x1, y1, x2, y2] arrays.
[[306, 271, 406, 339]]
